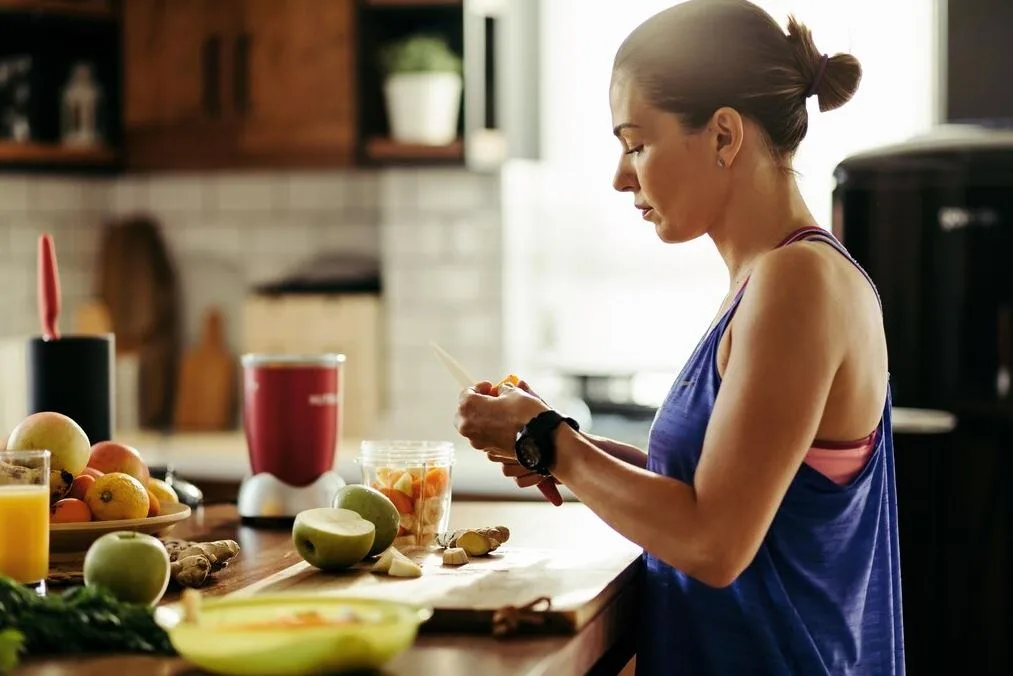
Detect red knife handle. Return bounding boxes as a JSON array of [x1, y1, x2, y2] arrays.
[[537, 478, 564, 506], [38, 233, 60, 340]]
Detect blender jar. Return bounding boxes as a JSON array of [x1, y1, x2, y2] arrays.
[[358, 440, 455, 547]]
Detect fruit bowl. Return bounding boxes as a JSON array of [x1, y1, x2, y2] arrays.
[[49, 502, 191, 553], [156, 595, 433, 676]]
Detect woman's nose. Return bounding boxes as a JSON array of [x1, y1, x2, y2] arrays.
[[613, 160, 637, 193]]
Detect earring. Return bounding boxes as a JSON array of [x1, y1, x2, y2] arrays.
[[717, 158, 726, 168]]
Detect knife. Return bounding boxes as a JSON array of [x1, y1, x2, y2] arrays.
[[430, 341, 564, 506], [37, 233, 61, 341]]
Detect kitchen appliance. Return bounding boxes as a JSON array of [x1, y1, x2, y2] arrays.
[[832, 124, 1013, 674], [237, 354, 346, 523]]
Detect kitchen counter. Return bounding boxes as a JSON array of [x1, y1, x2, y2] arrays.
[[115, 430, 579, 501], [17, 502, 643, 676]]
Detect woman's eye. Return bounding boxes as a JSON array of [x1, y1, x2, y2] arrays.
[[625, 145, 643, 156]]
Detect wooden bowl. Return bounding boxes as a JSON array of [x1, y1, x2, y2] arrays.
[[50, 502, 192, 553]]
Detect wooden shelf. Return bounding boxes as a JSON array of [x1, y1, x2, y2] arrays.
[[363, 0, 461, 7], [0, 141, 118, 166], [364, 136, 464, 163], [0, 0, 114, 18]]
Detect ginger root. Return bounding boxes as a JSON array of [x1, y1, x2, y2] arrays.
[[0, 462, 71, 504], [163, 538, 240, 588], [442, 547, 469, 565], [435, 526, 510, 557], [0, 460, 42, 485]]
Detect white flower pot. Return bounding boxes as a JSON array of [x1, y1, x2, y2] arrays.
[[383, 72, 462, 145]]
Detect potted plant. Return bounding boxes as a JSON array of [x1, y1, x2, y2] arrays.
[[380, 34, 463, 145]]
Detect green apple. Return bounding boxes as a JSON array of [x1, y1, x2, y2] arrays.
[[331, 484, 400, 557], [83, 531, 170, 606], [292, 508, 376, 571]]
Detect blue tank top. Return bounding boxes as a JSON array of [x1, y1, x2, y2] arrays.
[[637, 227, 905, 675]]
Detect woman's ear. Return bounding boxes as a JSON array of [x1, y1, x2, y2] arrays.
[[709, 107, 744, 168]]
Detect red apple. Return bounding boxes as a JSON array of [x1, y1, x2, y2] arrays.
[[80, 467, 104, 479], [87, 441, 149, 485]]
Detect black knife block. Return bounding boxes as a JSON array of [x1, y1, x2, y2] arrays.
[[27, 334, 114, 444]]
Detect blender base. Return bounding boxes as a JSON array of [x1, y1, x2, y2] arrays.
[[237, 470, 346, 523]]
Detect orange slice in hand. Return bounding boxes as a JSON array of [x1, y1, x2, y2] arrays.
[[489, 374, 520, 396]]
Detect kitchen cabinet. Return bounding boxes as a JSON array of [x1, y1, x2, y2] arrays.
[[0, 0, 121, 172], [235, 0, 355, 166], [122, 0, 238, 170], [122, 0, 355, 171]]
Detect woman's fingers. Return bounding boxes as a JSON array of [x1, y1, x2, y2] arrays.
[[516, 474, 545, 488], [485, 447, 516, 462], [501, 462, 531, 477], [498, 460, 545, 487]]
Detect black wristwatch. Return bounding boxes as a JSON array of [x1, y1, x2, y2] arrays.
[[514, 410, 580, 476]]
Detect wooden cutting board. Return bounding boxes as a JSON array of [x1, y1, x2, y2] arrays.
[[173, 307, 236, 431], [230, 532, 643, 636]]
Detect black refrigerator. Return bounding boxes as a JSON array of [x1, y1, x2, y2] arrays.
[[833, 126, 1013, 674]]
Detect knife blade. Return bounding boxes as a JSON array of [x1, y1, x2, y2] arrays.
[[429, 341, 475, 388], [429, 341, 564, 506]]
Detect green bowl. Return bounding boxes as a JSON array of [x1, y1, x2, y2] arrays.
[[156, 595, 433, 676]]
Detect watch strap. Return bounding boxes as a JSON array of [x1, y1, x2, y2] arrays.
[[517, 410, 580, 475]]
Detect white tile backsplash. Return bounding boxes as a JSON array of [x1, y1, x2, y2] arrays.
[[0, 166, 506, 445], [287, 171, 349, 211], [0, 178, 29, 212], [147, 176, 206, 212], [109, 177, 149, 214], [25, 178, 88, 212], [211, 174, 284, 212]]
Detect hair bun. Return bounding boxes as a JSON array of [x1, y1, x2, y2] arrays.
[[787, 15, 862, 112]]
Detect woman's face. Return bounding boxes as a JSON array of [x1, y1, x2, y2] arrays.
[[609, 71, 730, 243]]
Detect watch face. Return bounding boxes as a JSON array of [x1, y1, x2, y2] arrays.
[[515, 436, 542, 471]]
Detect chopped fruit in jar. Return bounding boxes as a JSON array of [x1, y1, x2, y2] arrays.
[[379, 487, 414, 515], [392, 472, 413, 497], [393, 535, 416, 548], [416, 496, 445, 529], [375, 467, 397, 487], [423, 467, 449, 497]]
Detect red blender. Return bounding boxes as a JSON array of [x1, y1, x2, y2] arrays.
[[237, 353, 346, 522]]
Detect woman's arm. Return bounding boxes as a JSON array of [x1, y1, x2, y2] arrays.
[[547, 246, 846, 587], [512, 381, 648, 469], [580, 433, 648, 469], [459, 245, 848, 587]]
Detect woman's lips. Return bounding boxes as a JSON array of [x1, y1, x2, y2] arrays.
[[640, 208, 654, 221]]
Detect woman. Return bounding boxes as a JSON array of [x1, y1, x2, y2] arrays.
[[454, 1, 904, 674]]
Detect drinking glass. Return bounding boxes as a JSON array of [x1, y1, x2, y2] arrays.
[[0, 449, 51, 585]]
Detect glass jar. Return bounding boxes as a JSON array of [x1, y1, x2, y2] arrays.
[[357, 440, 455, 547]]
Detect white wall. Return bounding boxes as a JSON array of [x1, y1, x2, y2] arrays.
[[507, 0, 937, 395]]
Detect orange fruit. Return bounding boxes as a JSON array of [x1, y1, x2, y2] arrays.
[[68, 473, 96, 501], [378, 487, 414, 515], [51, 498, 92, 523], [84, 472, 150, 521], [146, 478, 178, 506], [146, 489, 161, 517], [489, 374, 521, 396]]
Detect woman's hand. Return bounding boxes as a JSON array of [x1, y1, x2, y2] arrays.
[[455, 380, 552, 488]]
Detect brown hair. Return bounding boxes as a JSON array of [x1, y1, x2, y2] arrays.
[[613, 0, 862, 158]]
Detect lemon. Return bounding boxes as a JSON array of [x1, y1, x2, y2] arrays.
[[147, 477, 179, 506], [85, 472, 150, 521]]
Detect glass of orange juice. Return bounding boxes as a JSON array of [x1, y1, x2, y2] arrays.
[[0, 449, 51, 585]]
